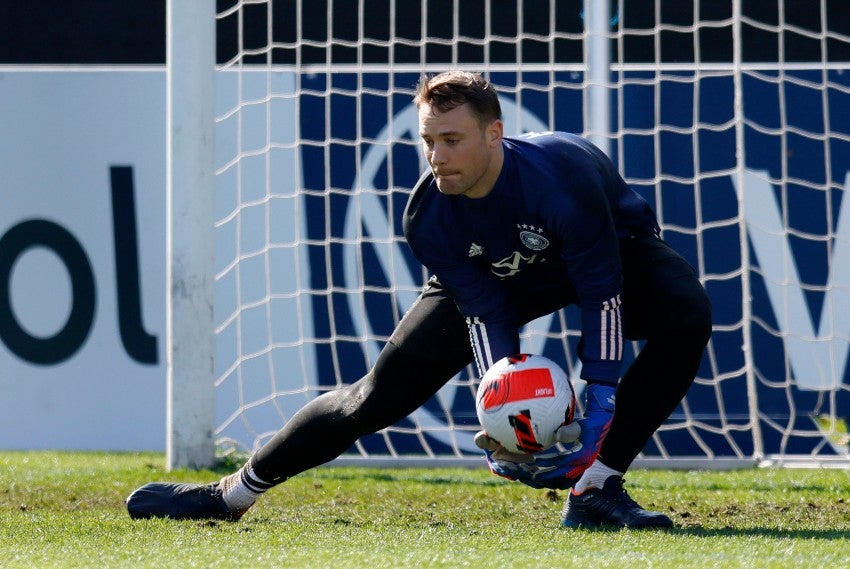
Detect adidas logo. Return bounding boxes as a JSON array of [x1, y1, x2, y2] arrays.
[[468, 243, 484, 257]]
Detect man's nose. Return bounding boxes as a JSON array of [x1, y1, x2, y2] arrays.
[[430, 143, 447, 164]]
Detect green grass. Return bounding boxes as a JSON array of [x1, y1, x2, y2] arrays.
[[2, 452, 849, 568]]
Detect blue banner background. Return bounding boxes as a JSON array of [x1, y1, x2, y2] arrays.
[[267, 69, 850, 459]]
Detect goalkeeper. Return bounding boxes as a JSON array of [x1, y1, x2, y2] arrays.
[[127, 70, 711, 529]]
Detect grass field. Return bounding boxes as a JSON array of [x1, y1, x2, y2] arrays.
[[1, 451, 849, 568]]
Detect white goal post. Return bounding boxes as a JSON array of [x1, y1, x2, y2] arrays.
[[166, 1, 216, 469], [167, 0, 850, 470]]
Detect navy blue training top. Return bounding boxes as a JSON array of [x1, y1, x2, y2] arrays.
[[403, 131, 659, 384]]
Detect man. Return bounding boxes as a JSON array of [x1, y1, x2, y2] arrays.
[[127, 71, 712, 529]]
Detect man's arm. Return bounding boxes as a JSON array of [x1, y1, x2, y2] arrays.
[[551, 157, 625, 385]]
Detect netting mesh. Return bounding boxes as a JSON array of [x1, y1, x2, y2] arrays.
[[210, 0, 850, 465]]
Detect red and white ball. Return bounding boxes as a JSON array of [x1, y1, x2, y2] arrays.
[[475, 354, 576, 454]]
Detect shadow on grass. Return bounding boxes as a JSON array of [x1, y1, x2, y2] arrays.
[[671, 526, 850, 540], [570, 524, 850, 540]]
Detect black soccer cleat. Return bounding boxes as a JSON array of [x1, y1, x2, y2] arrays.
[[126, 482, 247, 521], [561, 476, 673, 529]]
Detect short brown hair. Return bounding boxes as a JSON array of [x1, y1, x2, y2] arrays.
[[413, 70, 502, 125]]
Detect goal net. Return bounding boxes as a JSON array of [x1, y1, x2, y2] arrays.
[[187, 0, 850, 467]]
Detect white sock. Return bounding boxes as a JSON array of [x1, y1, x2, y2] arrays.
[[572, 460, 623, 494], [219, 463, 274, 512]]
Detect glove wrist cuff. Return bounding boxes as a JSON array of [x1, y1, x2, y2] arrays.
[[586, 383, 616, 414]]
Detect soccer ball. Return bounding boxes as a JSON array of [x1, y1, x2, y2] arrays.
[[475, 354, 576, 454]]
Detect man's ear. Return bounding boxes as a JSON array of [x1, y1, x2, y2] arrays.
[[488, 119, 504, 146]]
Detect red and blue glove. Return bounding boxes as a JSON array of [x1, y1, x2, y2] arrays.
[[479, 382, 616, 490]]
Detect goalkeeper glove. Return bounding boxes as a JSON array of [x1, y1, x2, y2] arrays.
[[560, 381, 615, 477], [475, 423, 582, 490], [477, 382, 616, 490]]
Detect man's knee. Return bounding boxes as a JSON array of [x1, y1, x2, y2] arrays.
[[680, 283, 713, 345], [643, 278, 712, 345]]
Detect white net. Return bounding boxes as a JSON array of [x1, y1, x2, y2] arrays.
[[209, 0, 850, 466]]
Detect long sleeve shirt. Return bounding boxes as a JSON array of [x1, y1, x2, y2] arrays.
[[403, 131, 659, 385]]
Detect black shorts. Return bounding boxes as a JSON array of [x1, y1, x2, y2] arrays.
[[387, 233, 706, 370]]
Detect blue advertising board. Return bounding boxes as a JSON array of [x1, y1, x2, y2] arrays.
[[248, 68, 850, 460]]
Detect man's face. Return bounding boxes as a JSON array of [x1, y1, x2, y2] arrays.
[[418, 102, 503, 198]]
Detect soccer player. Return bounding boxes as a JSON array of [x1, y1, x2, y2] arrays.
[[127, 70, 712, 529]]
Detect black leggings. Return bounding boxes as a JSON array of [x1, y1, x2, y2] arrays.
[[603, 234, 713, 472], [251, 234, 712, 482]]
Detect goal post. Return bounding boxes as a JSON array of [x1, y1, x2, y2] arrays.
[[584, 0, 612, 157], [165, 0, 850, 469], [165, 0, 217, 469]]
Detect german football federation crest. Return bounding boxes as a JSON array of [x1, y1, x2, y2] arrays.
[[518, 224, 549, 251]]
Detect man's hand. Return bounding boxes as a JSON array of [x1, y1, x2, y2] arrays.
[[476, 382, 616, 490], [475, 421, 583, 490], [483, 446, 581, 489]]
